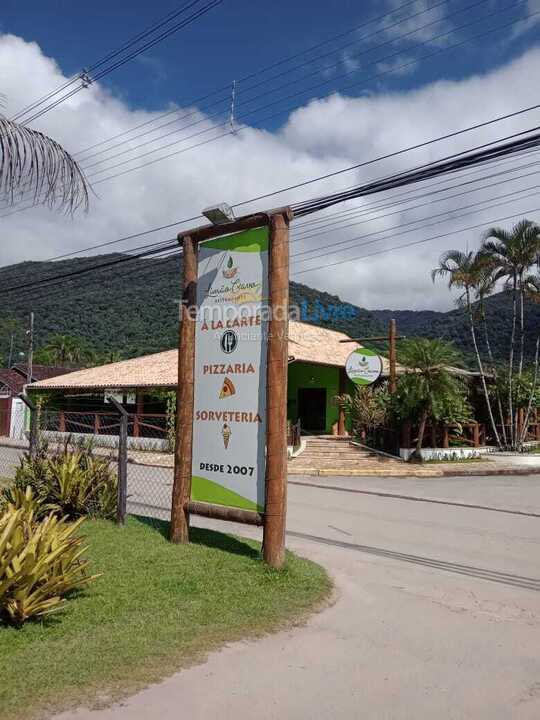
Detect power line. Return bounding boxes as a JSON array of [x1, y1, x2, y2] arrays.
[[291, 145, 540, 231], [292, 128, 540, 217], [3, 124, 540, 295], [290, 159, 540, 246], [80, 0, 510, 180], [4, 3, 535, 215], [15, 0, 225, 126], [5, 190, 540, 309], [2, 103, 540, 285], [291, 205, 540, 276], [4, 0, 522, 207], [7, 0, 461, 211], [73, 0, 435, 163], [4, 150, 538, 292], [77, 0, 455, 171], [291, 184, 540, 267], [11, 0, 208, 123]]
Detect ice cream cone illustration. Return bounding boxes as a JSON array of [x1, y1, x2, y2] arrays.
[[222, 423, 231, 449]]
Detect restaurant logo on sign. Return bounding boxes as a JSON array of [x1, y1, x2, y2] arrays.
[[345, 348, 383, 386]]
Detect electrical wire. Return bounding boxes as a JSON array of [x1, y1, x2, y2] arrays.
[[3, 123, 540, 294], [2, 104, 540, 288], [15, 1, 224, 126], [290, 158, 540, 246], [291, 205, 540, 276], [291, 184, 540, 267], [11, 1, 208, 122], [4, 3, 536, 218]]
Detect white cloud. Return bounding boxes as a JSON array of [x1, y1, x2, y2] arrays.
[[511, 0, 540, 37], [377, 0, 455, 47], [341, 49, 361, 74], [1, 33, 539, 314], [376, 54, 418, 77]]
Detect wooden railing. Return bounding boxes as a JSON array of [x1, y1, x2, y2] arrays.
[[400, 421, 486, 449], [46, 411, 168, 439]]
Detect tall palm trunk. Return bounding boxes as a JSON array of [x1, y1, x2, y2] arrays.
[[415, 408, 429, 457], [519, 336, 540, 446], [507, 274, 518, 448], [481, 302, 507, 446], [466, 288, 501, 448], [518, 270, 525, 376]]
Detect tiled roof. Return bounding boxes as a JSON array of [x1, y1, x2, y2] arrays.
[[0, 369, 26, 395], [12, 364, 72, 381], [31, 350, 179, 390], [31, 321, 411, 391]]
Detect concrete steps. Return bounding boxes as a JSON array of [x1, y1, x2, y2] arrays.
[[288, 436, 439, 477]]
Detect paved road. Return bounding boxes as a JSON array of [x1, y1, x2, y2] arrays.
[[54, 473, 540, 720]]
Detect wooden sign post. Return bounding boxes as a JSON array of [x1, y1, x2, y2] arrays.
[[170, 208, 291, 569]]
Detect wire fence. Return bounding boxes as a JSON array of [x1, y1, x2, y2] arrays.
[[0, 405, 28, 483], [0, 402, 174, 521]]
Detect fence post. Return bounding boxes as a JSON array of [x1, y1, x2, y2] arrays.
[[18, 394, 38, 458], [171, 234, 198, 544], [107, 397, 128, 526]]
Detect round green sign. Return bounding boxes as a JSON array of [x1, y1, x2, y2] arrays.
[[345, 348, 383, 386]]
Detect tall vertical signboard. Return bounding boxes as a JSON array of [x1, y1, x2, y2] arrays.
[[191, 227, 269, 512], [171, 210, 290, 568]]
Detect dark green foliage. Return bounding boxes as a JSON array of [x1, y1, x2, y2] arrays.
[[1, 255, 537, 365], [1, 442, 117, 520], [373, 291, 540, 365]]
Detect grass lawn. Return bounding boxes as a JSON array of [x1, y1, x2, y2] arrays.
[[0, 516, 331, 720]]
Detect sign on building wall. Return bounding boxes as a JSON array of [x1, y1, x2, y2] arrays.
[[345, 348, 383, 386], [191, 226, 269, 512]]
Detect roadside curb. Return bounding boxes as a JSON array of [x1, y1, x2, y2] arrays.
[[440, 466, 540, 477], [288, 478, 540, 518]]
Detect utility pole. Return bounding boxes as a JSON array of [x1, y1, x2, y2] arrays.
[[388, 318, 397, 394], [26, 312, 34, 386], [7, 332, 14, 368]]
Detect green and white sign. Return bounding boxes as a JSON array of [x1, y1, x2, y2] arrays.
[[345, 348, 383, 386], [191, 227, 268, 512]]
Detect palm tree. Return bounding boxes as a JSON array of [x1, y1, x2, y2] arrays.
[[398, 338, 465, 456], [0, 114, 89, 212], [38, 334, 90, 367], [518, 273, 540, 445], [432, 249, 502, 447], [482, 220, 540, 447]]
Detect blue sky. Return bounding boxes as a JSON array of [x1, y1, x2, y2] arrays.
[[1, 1, 539, 309], [2, 0, 538, 124]]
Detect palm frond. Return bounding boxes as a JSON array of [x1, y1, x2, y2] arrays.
[[0, 117, 89, 213], [482, 227, 512, 245]]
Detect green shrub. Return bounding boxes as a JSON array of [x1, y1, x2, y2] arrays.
[[2, 442, 117, 520], [0, 488, 97, 626]]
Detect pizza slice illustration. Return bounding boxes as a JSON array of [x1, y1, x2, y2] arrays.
[[219, 377, 236, 399]]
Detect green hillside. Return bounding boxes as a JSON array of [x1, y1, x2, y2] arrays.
[[1, 254, 538, 366], [0, 254, 383, 363]]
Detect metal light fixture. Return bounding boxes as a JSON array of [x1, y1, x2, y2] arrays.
[[202, 203, 235, 225]]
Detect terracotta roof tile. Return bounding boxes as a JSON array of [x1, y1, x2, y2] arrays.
[[31, 321, 402, 391]]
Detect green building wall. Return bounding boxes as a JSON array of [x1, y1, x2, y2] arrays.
[[287, 361, 354, 434]]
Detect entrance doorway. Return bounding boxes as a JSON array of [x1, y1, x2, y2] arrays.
[[298, 388, 326, 432]]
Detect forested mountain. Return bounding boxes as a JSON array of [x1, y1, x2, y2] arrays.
[[1, 254, 539, 367], [372, 293, 540, 364]]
